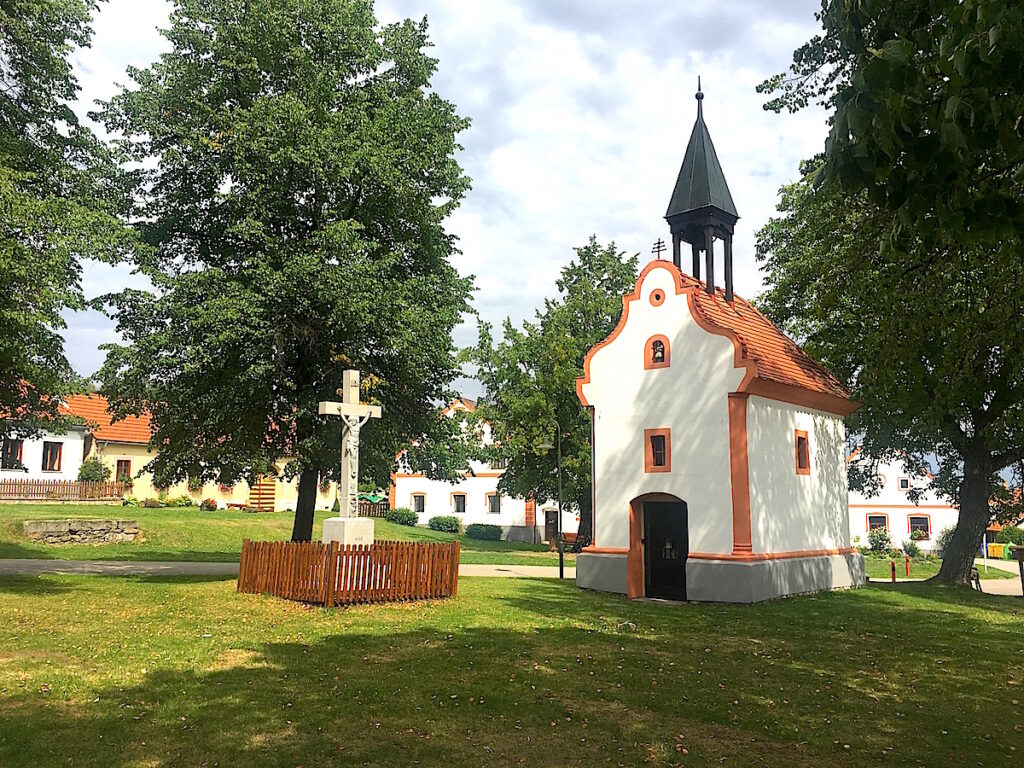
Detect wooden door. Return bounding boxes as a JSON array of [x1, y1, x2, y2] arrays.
[[643, 501, 688, 600], [544, 510, 557, 543]]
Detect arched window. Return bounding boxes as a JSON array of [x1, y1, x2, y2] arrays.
[[644, 335, 670, 369]]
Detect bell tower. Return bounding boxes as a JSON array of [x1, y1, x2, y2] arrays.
[[665, 79, 739, 301]]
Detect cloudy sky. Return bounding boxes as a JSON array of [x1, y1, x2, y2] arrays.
[[66, 0, 830, 390]]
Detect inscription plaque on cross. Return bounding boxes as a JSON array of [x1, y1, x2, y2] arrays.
[[317, 369, 381, 545]]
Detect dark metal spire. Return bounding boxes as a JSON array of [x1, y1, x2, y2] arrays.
[[664, 80, 740, 301]]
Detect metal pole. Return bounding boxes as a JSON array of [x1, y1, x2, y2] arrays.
[[556, 419, 564, 580]]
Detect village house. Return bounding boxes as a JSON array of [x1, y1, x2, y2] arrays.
[[0, 421, 88, 482], [62, 393, 340, 511], [390, 398, 577, 543], [574, 85, 865, 602], [847, 454, 958, 551]]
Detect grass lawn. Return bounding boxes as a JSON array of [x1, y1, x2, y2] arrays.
[[862, 553, 1015, 580], [0, 576, 1020, 766], [0, 504, 573, 566]]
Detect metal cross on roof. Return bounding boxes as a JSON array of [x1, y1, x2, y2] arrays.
[[651, 238, 667, 260]]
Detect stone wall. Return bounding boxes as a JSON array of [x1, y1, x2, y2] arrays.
[[22, 519, 139, 544]]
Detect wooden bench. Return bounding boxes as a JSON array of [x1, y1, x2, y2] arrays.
[[550, 532, 579, 551]]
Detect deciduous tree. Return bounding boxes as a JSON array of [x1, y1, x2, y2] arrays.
[[756, 171, 1024, 585], [0, 0, 128, 437], [469, 238, 638, 544], [97, 0, 472, 540]]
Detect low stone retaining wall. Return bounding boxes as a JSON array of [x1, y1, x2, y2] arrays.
[[22, 519, 139, 545]]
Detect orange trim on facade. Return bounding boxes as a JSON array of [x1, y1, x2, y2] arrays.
[[728, 393, 752, 554], [484, 491, 499, 514], [388, 478, 396, 509], [410, 492, 426, 511], [581, 546, 629, 555], [907, 513, 932, 535], [627, 500, 644, 598], [643, 334, 671, 370], [794, 429, 810, 475], [649, 288, 665, 306], [688, 546, 857, 562], [743, 378, 859, 418], [865, 512, 889, 531], [850, 503, 956, 510], [643, 428, 671, 473]]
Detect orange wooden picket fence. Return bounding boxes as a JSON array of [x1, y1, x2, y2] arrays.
[[236, 539, 460, 607], [0, 478, 128, 502]]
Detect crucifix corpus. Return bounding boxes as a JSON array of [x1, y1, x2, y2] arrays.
[[318, 369, 381, 547]]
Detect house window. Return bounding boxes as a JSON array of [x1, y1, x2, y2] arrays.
[[644, 335, 670, 369], [898, 477, 910, 491], [487, 493, 500, 514], [412, 494, 425, 515], [867, 514, 888, 531], [909, 515, 931, 538], [452, 493, 466, 515], [41, 442, 62, 472], [1, 439, 23, 470], [643, 428, 671, 473], [490, 457, 508, 470], [794, 430, 810, 475], [115, 459, 132, 481]]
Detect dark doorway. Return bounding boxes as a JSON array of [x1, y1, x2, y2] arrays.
[[643, 501, 688, 600], [544, 510, 557, 543]]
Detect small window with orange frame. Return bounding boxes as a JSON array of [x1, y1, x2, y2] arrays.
[[794, 430, 810, 475]]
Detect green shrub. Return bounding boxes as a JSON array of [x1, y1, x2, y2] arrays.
[[386, 507, 418, 526], [187, 476, 203, 493], [902, 539, 921, 558], [995, 525, 1024, 546], [166, 495, 196, 508], [331, 497, 341, 515], [867, 526, 891, 553], [428, 515, 460, 533], [122, 496, 140, 507], [909, 528, 927, 541], [77, 457, 111, 482], [935, 525, 956, 553], [465, 523, 502, 540], [200, 498, 218, 511], [141, 498, 165, 508]]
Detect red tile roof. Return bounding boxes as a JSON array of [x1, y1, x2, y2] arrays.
[[577, 261, 855, 416], [680, 272, 851, 402], [63, 394, 152, 444]]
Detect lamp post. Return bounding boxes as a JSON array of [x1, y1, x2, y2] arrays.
[[537, 420, 564, 580]]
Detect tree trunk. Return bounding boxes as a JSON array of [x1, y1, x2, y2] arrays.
[[574, 494, 593, 550], [932, 454, 991, 585], [290, 466, 321, 542]]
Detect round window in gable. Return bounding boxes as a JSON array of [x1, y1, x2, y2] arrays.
[[650, 290, 665, 306]]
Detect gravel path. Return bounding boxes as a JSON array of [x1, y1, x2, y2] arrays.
[[0, 559, 575, 580]]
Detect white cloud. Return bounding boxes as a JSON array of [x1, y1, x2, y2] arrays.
[[64, 0, 829, 387]]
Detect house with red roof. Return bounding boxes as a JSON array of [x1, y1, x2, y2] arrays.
[[574, 84, 865, 602]]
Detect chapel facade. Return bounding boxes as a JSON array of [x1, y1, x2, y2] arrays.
[[575, 84, 865, 602]]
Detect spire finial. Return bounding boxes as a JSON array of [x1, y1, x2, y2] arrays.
[[696, 76, 704, 117]]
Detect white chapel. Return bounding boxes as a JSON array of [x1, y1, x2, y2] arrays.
[[575, 85, 865, 602]]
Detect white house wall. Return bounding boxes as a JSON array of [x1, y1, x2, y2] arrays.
[[1, 429, 87, 481], [581, 264, 745, 554], [746, 397, 849, 554], [847, 456, 958, 550]]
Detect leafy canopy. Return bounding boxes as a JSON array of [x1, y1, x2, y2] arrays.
[[469, 237, 638, 540], [96, 0, 473, 534], [0, 0, 129, 438], [759, 0, 1024, 257]]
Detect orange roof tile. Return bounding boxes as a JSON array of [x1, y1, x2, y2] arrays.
[[63, 394, 152, 444], [679, 272, 851, 402]]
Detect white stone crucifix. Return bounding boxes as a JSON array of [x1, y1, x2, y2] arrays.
[[318, 369, 381, 545]]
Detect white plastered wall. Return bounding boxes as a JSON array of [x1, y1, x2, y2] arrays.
[[1, 428, 87, 481], [746, 396, 849, 554], [847, 455, 958, 550], [580, 264, 745, 554]]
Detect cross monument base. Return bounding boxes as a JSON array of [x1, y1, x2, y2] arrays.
[[322, 517, 374, 547]]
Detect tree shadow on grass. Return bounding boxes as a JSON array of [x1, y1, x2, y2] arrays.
[[0, 575, 87, 596], [1, 582, 1022, 767]]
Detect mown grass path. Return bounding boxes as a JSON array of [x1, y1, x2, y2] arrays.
[[0, 576, 1020, 766], [0, 504, 572, 566]]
